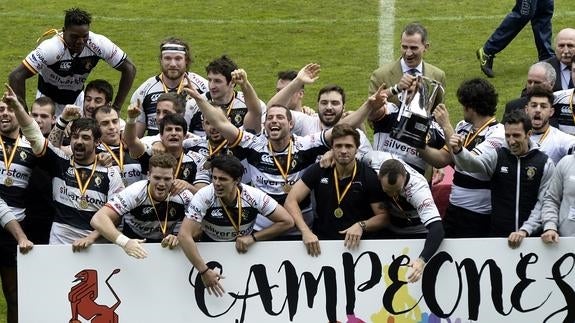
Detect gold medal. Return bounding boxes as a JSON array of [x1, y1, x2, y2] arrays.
[[268, 140, 293, 195], [4, 177, 13, 187], [79, 198, 89, 209], [282, 183, 291, 193], [334, 207, 344, 218], [333, 162, 357, 220], [0, 136, 20, 188]]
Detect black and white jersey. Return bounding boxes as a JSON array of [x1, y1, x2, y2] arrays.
[[0, 135, 39, 220], [232, 130, 329, 232], [290, 111, 373, 159], [23, 31, 126, 106], [531, 126, 575, 164], [131, 72, 208, 135], [186, 91, 266, 136], [106, 180, 193, 241], [552, 88, 575, 135], [40, 143, 124, 231], [372, 103, 445, 175], [96, 143, 143, 186], [137, 148, 210, 186], [450, 120, 505, 214], [366, 151, 441, 235], [188, 183, 278, 242]]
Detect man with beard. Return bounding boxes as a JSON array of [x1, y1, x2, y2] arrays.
[[131, 37, 208, 137], [269, 83, 372, 159], [8, 8, 136, 115], [524, 85, 575, 164], [178, 155, 294, 297], [186, 59, 265, 136], [450, 110, 554, 247], [91, 153, 194, 257], [124, 110, 209, 194], [5, 85, 124, 247], [0, 90, 37, 323], [284, 124, 388, 255], [94, 105, 143, 186], [184, 63, 387, 238]]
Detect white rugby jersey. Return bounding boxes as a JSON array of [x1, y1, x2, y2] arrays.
[[290, 111, 372, 159], [188, 183, 278, 242], [531, 126, 575, 164], [449, 120, 505, 214], [23, 31, 126, 106], [232, 130, 329, 232], [106, 180, 193, 241], [371, 103, 445, 175], [186, 91, 267, 136], [366, 151, 441, 235], [552, 88, 575, 135], [131, 72, 208, 135], [137, 147, 210, 186], [96, 143, 143, 186], [40, 143, 124, 232], [0, 135, 40, 220]]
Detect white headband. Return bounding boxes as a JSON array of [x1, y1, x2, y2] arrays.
[[161, 43, 187, 55]]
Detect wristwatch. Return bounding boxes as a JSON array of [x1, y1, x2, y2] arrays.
[[358, 221, 367, 232]]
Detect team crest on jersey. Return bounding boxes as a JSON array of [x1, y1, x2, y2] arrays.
[[94, 175, 102, 187], [291, 159, 297, 168], [526, 166, 537, 180], [83, 59, 93, 70], [59, 61, 72, 71], [19, 150, 28, 161], [234, 114, 242, 124], [183, 167, 190, 179], [169, 207, 176, 217]]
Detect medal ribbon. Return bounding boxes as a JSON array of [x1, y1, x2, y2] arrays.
[[159, 73, 185, 94], [0, 136, 19, 179], [73, 159, 97, 202], [174, 152, 184, 177], [219, 187, 243, 234], [463, 117, 497, 148], [147, 184, 170, 237], [333, 161, 357, 207], [536, 126, 551, 145], [268, 140, 292, 188], [208, 139, 228, 158], [102, 142, 124, 172]]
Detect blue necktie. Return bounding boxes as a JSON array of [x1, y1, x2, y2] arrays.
[[408, 68, 419, 76]]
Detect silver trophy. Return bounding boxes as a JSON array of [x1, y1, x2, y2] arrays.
[[390, 76, 444, 148]]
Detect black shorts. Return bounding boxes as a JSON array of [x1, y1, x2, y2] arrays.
[[0, 228, 17, 267]]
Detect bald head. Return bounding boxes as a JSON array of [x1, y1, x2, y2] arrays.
[[526, 62, 556, 90], [555, 28, 575, 66]]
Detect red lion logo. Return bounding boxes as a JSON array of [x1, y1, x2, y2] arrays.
[[68, 269, 121, 323]]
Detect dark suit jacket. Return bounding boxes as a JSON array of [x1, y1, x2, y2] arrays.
[[543, 57, 570, 92], [369, 59, 446, 108]]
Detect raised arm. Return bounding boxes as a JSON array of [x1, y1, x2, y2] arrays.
[[2, 84, 45, 155], [231, 69, 262, 133], [123, 100, 147, 158], [417, 104, 455, 168], [183, 87, 240, 143], [8, 64, 35, 110], [450, 133, 497, 176], [267, 63, 320, 108], [113, 58, 137, 112], [48, 105, 81, 148]]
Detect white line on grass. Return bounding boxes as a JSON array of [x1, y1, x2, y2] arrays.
[[379, 0, 395, 66], [2, 11, 575, 24]]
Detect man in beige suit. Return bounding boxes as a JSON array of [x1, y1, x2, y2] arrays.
[[368, 22, 446, 109]]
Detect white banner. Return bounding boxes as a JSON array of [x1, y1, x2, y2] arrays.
[[18, 238, 575, 323]]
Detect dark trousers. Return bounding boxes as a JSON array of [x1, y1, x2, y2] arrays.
[[443, 203, 491, 238], [484, 0, 554, 61]]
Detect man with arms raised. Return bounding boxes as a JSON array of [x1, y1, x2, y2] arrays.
[[186, 57, 265, 136], [285, 124, 388, 255], [178, 155, 294, 296], [132, 37, 208, 137], [5, 86, 124, 247], [91, 153, 194, 257], [185, 63, 386, 237], [9, 8, 135, 115]]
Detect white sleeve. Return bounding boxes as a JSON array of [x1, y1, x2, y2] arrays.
[[407, 174, 441, 225], [248, 186, 278, 217], [105, 182, 143, 216], [107, 166, 126, 198], [88, 32, 126, 68], [23, 37, 61, 74], [187, 186, 212, 222]]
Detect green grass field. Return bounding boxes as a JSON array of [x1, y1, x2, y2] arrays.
[[0, 0, 573, 321]]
